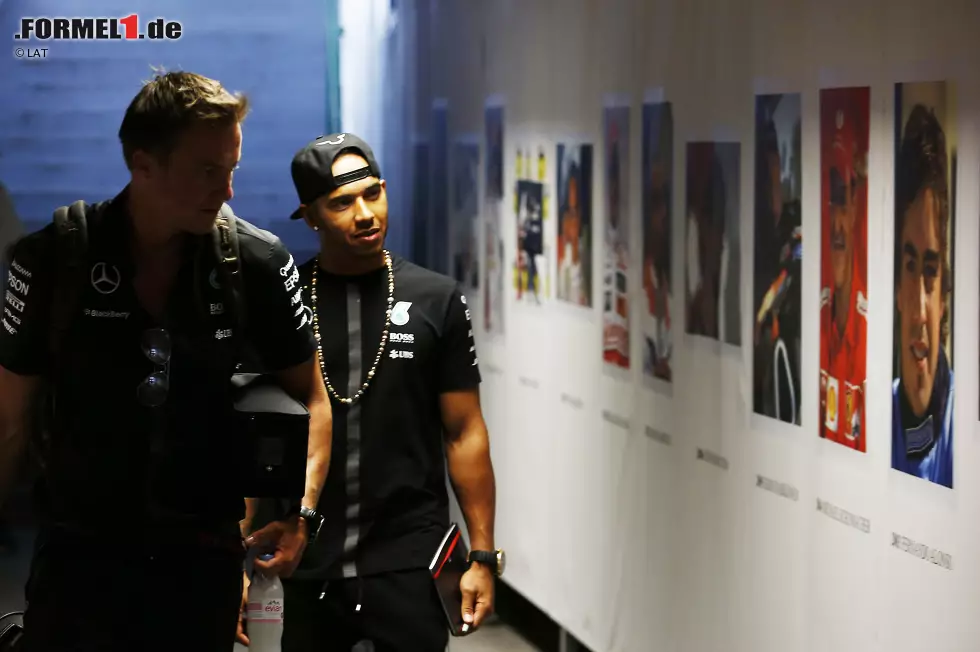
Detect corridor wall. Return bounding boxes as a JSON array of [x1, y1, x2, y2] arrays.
[[403, 0, 980, 650]]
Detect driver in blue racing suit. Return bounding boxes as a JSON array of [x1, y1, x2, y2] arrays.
[[891, 103, 953, 488]]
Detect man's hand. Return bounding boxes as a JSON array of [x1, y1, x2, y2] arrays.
[[459, 563, 495, 632], [236, 570, 250, 646], [245, 516, 309, 578]]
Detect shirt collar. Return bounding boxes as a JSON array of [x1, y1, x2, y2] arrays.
[[93, 185, 199, 273], [899, 346, 951, 456]]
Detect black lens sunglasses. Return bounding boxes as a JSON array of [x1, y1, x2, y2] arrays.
[[138, 328, 171, 407]]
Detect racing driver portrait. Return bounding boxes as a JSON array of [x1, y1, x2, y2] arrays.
[[891, 95, 954, 488], [818, 87, 870, 452]]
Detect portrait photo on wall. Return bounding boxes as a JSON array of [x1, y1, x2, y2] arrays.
[[753, 93, 803, 426], [514, 145, 550, 305], [685, 141, 742, 347], [892, 81, 956, 488], [603, 105, 631, 371], [818, 86, 870, 453], [452, 138, 481, 290], [484, 198, 505, 335], [556, 142, 594, 308], [485, 102, 505, 200], [641, 101, 674, 383]]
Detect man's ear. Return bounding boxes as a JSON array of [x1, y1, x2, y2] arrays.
[[300, 205, 319, 232], [130, 149, 157, 181], [380, 179, 386, 190]]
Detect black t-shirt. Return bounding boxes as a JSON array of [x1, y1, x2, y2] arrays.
[[0, 189, 316, 531], [291, 254, 481, 580]]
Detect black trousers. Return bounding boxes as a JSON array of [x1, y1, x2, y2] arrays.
[[281, 568, 448, 652], [20, 529, 245, 652]]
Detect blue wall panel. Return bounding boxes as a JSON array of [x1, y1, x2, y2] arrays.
[[0, 0, 335, 261]]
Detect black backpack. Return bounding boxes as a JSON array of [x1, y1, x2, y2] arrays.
[[46, 199, 248, 360], [29, 200, 248, 474], [33, 200, 308, 503]]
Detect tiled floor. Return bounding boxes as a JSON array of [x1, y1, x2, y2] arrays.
[[1, 525, 538, 651], [447, 619, 540, 651]]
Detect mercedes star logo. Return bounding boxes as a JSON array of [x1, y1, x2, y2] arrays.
[[90, 262, 121, 295]]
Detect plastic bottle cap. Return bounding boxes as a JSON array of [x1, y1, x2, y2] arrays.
[[258, 552, 275, 561]]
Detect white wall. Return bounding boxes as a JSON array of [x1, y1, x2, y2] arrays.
[[339, 0, 390, 158], [394, 0, 980, 650], [340, 0, 420, 257]]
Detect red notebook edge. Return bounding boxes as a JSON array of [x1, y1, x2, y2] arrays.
[[428, 522, 472, 636]]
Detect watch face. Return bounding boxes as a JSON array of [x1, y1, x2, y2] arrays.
[[496, 549, 506, 576]]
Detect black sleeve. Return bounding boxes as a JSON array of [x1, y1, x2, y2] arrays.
[[0, 228, 54, 375], [243, 237, 317, 372], [437, 285, 482, 392]]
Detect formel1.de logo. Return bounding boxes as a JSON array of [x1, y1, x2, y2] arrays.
[[14, 15, 182, 41]]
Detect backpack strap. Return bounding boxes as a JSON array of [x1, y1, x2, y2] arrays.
[[33, 200, 98, 475], [211, 204, 255, 368], [49, 200, 93, 358]]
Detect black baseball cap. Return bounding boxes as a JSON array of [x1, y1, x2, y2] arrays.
[[289, 132, 382, 220]]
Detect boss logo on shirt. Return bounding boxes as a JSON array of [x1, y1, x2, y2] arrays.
[[389, 332, 414, 344]]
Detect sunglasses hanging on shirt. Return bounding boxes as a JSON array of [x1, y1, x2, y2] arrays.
[[138, 327, 172, 407]]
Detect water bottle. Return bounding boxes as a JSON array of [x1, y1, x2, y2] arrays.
[[247, 553, 284, 651]]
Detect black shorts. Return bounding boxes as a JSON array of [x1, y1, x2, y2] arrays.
[[20, 530, 245, 652], [281, 568, 448, 652]]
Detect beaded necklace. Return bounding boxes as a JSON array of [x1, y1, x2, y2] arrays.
[[310, 251, 394, 405]]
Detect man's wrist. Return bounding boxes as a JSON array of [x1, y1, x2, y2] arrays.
[[294, 514, 308, 533], [469, 537, 495, 552], [471, 559, 495, 573], [467, 545, 504, 577], [286, 504, 322, 542]]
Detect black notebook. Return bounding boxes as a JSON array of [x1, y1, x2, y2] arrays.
[[428, 523, 471, 636]]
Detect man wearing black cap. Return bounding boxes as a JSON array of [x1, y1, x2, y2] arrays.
[[277, 133, 502, 651]]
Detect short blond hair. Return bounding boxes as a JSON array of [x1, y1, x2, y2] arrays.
[[118, 68, 250, 167]]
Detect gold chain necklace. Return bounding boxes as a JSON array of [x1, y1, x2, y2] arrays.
[[310, 251, 394, 405]]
